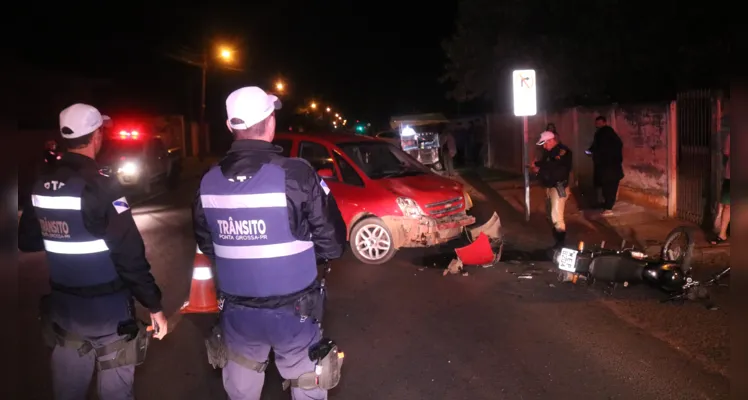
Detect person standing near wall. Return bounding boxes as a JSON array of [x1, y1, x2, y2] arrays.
[[587, 116, 624, 216], [711, 131, 730, 244], [442, 129, 457, 176]]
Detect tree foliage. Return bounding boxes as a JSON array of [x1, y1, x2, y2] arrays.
[[443, 0, 729, 108]]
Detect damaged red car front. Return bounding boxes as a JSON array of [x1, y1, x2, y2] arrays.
[[273, 132, 476, 265]]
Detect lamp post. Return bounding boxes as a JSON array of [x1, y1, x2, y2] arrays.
[[167, 44, 236, 161]]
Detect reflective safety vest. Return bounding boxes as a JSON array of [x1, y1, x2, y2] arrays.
[[200, 162, 317, 298], [31, 176, 120, 290]]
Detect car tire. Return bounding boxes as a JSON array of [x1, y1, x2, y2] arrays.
[[350, 217, 397, 265]]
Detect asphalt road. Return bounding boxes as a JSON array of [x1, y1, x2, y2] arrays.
[[18, 176, 730, 400]]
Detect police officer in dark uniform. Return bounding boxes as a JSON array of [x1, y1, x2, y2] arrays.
[[18, 103, 168, 400], [193, 86, 347, 399], [530, 131, 573, 249]]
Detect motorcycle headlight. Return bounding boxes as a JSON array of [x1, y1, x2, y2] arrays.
[[396, 197, 424, 218], [118, 162, 138, 176]]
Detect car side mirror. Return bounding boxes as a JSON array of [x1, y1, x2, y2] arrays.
[[317, 168, 334, 178]]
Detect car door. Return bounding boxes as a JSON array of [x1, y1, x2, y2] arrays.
[[297, 141, 368, 229]]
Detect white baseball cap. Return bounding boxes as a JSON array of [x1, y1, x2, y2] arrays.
[[536, 131, 556, 145], [59, 103, 111, 139], [225, 86, 282, 130]]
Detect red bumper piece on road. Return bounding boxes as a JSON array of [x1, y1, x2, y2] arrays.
[[455, 232, 495, 266]]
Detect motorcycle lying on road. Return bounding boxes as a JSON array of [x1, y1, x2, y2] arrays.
[[551, 226, 729, 305]]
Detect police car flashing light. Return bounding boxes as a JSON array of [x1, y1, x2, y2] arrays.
[[119, 130, 140, 139]]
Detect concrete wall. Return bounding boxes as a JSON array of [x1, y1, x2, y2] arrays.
[[485, 102, 673, 212], [614, 105, 669, 203]]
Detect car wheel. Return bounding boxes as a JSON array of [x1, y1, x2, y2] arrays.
[[350, 217, 397, 265]]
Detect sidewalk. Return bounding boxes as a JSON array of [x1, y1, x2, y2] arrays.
[[456, 168, 730, 268]]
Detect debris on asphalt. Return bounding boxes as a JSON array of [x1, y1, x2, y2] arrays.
[[518, 275, 533, 280], [418, 267, 426, 271], [548, 283, 556, 288], [443, 258, 464, 276], [462, 271, 469, 277]]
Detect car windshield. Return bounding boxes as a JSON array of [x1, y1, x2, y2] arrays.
[[337, 141, 429, 179], [99, 139, 144, 164]]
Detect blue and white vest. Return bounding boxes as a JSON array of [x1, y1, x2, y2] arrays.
[[32, 177, 120, 288], [32, 175, 131, 336], [200, 163, 317, 298]]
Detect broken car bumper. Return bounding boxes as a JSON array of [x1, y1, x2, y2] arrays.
[[383, 212, 476, 249]]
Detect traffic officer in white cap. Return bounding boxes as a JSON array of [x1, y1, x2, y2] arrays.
[[193, 86, 347, 399], [530, 131, 573, 249], [18, 103, 168, 400]]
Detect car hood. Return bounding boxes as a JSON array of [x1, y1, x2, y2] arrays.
[[376, 174, 464, 205]]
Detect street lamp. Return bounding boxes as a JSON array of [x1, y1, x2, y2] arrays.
[[326, 107, 331, 112], [310, 102, 317, 110], [219, 48, 232, 61], [275, 81, 285, 92], [334, 113, 339, 118], [166, 43, 237, 160]]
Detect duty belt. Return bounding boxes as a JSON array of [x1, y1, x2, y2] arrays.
[[222, 280, 322, 309]]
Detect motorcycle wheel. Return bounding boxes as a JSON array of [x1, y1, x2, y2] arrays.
[[661, 226, 696, 274]]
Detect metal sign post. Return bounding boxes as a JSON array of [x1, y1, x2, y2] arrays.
[[512, 69, 537, 222], [522, 116, 530, 221]]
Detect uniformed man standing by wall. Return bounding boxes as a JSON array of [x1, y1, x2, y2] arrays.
[[18, 103, 168, 400], [530, 131, 573, 249], [193, 86, 347, 399]]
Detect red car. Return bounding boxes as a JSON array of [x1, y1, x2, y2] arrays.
[[273, 132, 475, 264]]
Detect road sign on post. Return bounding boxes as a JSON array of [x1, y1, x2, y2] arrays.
[[512, 69, 537, 222], [512, 69, 537, 117]]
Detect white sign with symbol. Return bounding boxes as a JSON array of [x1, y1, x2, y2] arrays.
[[557, 248, 578, 272], [512, 69, 537, 117]]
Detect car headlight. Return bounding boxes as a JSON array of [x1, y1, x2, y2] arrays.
[[463, 191, 473, 210], [117, 162, 138, 176], [396, 197, 424, 218]]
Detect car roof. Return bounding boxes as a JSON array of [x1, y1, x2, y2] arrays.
[[275, 131, 382, 145]]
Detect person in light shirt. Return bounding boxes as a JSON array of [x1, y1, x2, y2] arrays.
[[711, 131, 730, 244]]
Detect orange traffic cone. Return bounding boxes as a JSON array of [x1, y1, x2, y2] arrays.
[[455, 232, 497, 266], [180, 245, 220, 314]]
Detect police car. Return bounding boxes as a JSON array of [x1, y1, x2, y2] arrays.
[[98, 129, 182, 194]]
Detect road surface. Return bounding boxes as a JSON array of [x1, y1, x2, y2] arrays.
[[18, 175, 729, 400]]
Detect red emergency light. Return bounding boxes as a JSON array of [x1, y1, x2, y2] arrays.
[[119, 130, 140, 139]]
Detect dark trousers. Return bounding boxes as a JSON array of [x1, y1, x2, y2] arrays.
[[220, 303, 325, 399], [598, 180, 620, 210]]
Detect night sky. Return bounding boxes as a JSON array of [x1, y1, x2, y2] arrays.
[[16, 1, 460, 130]]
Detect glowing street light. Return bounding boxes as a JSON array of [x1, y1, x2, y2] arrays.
[[310, 102, 317, 110], [337, 115, 342, 120], [334, 113, 339, 118], [326, 107, 331, 112], [219, 47, 233, 61], [275, 81, 285, 92]]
